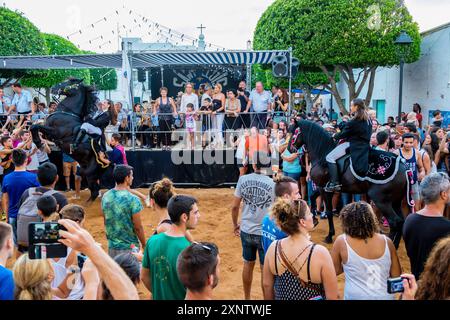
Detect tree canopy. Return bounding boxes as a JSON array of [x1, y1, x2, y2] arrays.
[[89, 68, 118, 91], [254, 0, 421, 114], [21, 33, 90, 90], [0, 7, 48, 83]]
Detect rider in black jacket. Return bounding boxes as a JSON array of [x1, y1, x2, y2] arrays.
[[325, 99, 372, 192], [72, 100, 117, 153]]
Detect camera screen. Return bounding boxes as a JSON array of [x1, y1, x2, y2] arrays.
[[33, 223, 60, 242]]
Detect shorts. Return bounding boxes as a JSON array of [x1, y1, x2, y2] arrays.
[[411, 183, 420, 201], [8, 217, 17, 245], [108, 248, 132, 259], [283, 171, 301, 181], [63, 161, 78, 177], [240, 231, 265, 265], [75, 166, 81, 178], [300, 165, 307, 178]]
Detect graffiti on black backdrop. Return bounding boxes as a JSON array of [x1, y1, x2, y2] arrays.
[[172, 69, 228, 89]]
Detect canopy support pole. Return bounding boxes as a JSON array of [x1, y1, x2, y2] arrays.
[[288, 47, 293, 119]]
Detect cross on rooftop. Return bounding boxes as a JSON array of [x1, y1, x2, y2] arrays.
[[197, 24, 206, 35]]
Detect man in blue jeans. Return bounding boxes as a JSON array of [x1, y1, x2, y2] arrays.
[[1, 149, 40, 247], [231, 151, 275, 299]]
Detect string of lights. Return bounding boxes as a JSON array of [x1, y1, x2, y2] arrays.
[[63, 5, 227, 53]]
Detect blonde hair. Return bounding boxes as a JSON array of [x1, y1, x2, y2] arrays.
[[13, 254, 53, 300], [214, 83, 223, 93], [271, 198, 309, 235]]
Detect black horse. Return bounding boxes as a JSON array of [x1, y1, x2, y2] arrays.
[[289, 120, 408, 248], [31, 78, 108, 202]]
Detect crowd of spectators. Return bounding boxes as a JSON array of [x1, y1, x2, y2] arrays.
[[0, 81, 449, 301]]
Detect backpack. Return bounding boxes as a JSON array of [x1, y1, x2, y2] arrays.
[[17, 188, 59, 247]]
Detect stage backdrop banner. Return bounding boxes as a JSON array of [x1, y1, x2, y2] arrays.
[[50, 150, 240, 190], [149, 66, 245, 99], [127, 150, 240, 188]]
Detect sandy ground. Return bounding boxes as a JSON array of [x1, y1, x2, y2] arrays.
[[68, 187, 410, 300], [6, 187, 410, 300]]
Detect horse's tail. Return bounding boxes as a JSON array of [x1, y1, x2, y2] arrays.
[[405, 169, 416, 214]]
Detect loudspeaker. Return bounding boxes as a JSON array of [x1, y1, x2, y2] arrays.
[[291, 58, 300, 78], [137, 69, 147, 83], [272, 55, 288, 78]]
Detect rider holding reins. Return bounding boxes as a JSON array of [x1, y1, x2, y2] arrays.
[[325, 98, 372, 192], [72, 99, 118, 157]]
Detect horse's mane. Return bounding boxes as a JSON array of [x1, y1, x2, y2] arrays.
[[83, 84, 99, 115], [298, 120, 336, 165]]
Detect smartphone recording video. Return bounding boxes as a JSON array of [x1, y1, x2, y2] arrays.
[[28, 222, 67, 259], [387, 277, 405, 294]]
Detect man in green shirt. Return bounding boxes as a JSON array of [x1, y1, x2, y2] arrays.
[[101, 165, 146, 258], [141, 195, 200, 300]]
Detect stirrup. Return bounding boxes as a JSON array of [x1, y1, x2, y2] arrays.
[[324, 182, 342, 193]]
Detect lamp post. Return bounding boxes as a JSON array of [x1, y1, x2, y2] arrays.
[[395, 30, 413, 123]]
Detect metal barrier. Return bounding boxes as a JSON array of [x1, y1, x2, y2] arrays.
[[0, 111, 291, 151], [107, 111, 290, 150]]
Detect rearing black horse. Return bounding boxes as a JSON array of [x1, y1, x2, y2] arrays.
[[289, 120, 408, 248], [31, 78, 107, 202]]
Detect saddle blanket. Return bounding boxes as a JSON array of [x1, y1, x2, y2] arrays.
[[350, 149, 403, 184]]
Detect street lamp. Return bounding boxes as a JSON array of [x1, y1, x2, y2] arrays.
[[395, 30, 413, 123]]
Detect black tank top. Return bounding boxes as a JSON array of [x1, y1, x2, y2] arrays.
[[159, 98, 173, 120], [153, 219, 173, 235], [212, 99, 223, 112], [2, 152, 14, 175]]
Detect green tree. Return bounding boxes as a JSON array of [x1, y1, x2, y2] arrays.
[[252, 64, 334, 111], [89, 68, 118, 92], [21, 33, 90, 103], [0, 7, 48, 85], [254, 0, 421, 114]]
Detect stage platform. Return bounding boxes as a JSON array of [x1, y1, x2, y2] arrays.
[[50, 149, 240, 190]]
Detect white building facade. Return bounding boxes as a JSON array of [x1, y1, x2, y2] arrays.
[[322, 23, 450, 125]]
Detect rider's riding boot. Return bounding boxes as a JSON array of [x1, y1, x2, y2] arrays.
[[325, 162, 342, 193], [71, 129, 87, 151]]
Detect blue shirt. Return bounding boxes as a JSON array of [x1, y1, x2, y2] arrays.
[[282, 149, 301, 174], [0, 95, 11, 114], [62, 153, 76, 163], [108, 147, 124, 165], [2, 171, 40, 218], [249, 90, 271, 113], [0, 265, 14, 300], [11, 90, 33, 113], [261, 214, 287, 253]]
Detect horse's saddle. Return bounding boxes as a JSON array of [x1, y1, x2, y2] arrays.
[[337, 153, 351, 175], [336, 149, 403, 184]]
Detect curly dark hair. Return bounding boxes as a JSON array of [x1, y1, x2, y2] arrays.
[[415, 236, 450, 300], [340, 202, 379, 240], [271, 198, 309, 235]]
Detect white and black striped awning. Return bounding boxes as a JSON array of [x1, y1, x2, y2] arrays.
[[0, 50, 289, 70]]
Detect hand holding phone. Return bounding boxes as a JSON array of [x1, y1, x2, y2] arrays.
[[387, 277, 407, 294], [28, 222, 67, 259]]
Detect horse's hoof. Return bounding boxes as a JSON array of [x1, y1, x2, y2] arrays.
[[324, 236, 333, 244]]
